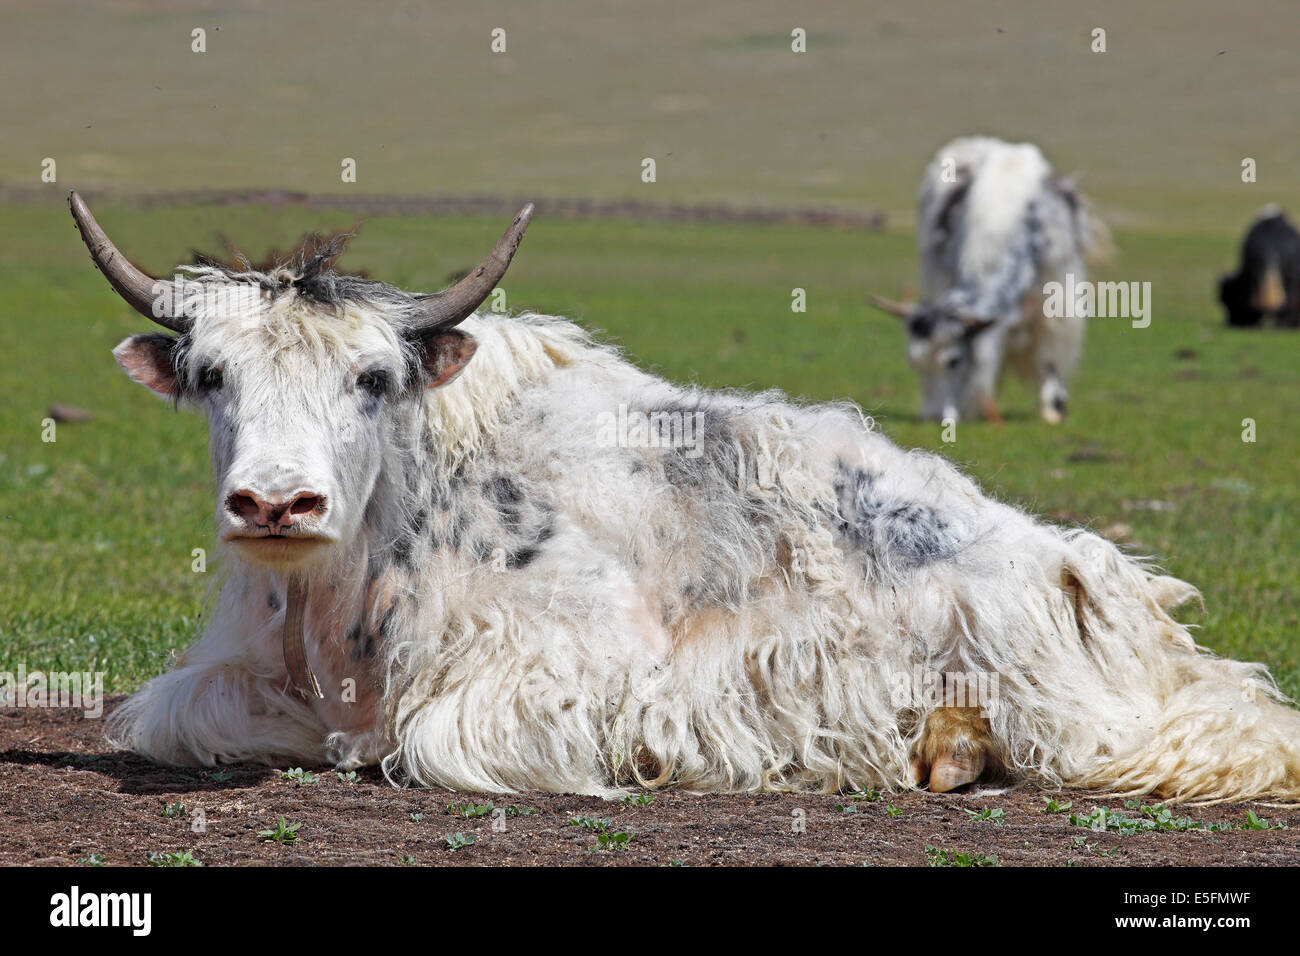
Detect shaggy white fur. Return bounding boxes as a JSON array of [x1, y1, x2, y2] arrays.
[[106, 276, 1300, 804]]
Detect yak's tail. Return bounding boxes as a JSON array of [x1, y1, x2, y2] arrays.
[[1253, 260, 1287, 313], [1092, 688, 1300, 806], [1080, 650, 1300, 806], [1056, 542, 1300, 805], [1049, 171, 1114, 266], [1080, 209, 1115, 267]]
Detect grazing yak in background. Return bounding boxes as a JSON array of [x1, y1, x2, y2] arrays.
[[71, 191, 1300, 803], [1219, 205, 1300, 328], [872, 136, 1107, 424]]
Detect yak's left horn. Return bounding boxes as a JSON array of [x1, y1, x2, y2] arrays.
[[868, 294, 915, 319], [411, 203, 534, 332], [68, 191, 188, 333]]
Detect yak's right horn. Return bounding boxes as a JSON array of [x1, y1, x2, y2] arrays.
[[69, 190, 187, 332]]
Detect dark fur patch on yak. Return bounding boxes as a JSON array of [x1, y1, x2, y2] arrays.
[[649, 401, 796, 610], [506, 546, 540, 569], [831, 462, 958, 571], [657, 402, 734, 489]]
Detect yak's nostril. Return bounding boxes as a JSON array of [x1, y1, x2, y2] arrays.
[[227, 493, 261, 521], [290, 495, 322, 516]]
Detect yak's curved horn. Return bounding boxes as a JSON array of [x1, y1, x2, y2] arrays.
[[411, 203, 534, 332], [68, 191, 187, 332], [961, 315, 998, 335], [867, 294, 915, 319]]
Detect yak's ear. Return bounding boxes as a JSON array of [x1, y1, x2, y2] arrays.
[[415, 329, 478, 389], [113, 333, 180, 398]]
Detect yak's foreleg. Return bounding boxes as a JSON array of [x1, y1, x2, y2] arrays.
[[106, 661, 328, 767]]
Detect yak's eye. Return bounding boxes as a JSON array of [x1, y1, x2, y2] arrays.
[[357, 368, 390, 399], [946, 354, 964, 370], [197, 366, 224, 393]]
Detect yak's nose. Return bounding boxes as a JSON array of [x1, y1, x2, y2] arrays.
[[225, 489, 326, 533]]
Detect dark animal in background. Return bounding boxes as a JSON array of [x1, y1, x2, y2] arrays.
[[1219, 206, 1300, 328]]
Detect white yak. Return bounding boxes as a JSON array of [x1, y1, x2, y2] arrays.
[[70, 191, 1299, 803]]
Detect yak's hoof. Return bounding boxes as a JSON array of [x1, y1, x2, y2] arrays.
[[929, 750, 987, 793], [911, 707, 996, 793], [980, 398, 1004, 424], [1041, 394, 1068, 425]]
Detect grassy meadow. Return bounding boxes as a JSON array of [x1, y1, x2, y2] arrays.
[[0, 199, 1296, 695], [0, 1, 1295, 698]]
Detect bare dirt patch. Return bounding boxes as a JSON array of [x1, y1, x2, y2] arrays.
[[3, 699, 1297, 867]]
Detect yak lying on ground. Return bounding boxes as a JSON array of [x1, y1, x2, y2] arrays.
[[872, 137, 1107, 424], [1219, 205, 1300, 328], [71, 191, 1300, 803]]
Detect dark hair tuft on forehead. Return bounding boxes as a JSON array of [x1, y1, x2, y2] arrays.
[[191, 227, 426, 315]]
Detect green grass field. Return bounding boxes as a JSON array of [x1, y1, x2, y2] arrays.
[[0, 199, 1296, 696], [0, 1, 1296, 701]]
